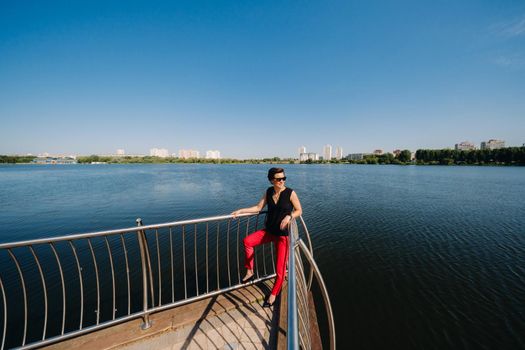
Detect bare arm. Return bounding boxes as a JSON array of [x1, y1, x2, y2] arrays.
[[280, 191, 303, 230], [231, 193, 267, 217], [289, 191, 303, 218]]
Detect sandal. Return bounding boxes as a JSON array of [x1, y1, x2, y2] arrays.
[[263, 296, 275, 308]]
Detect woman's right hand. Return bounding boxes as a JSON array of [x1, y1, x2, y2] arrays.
[[231, 209, 242, 218]]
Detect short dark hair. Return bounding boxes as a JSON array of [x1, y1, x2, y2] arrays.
[[268, 167, 285, 181]]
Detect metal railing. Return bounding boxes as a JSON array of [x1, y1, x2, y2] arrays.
[[0, 212, 275, 350], [288, 217, 336, 350]]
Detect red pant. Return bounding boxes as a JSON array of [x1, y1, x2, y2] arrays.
[[244, 229, 289, 296]]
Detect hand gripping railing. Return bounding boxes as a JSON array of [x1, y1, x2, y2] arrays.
[[0, 212, 275, 350], [287, 217, 336, 350]]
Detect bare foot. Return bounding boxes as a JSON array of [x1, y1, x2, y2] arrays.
[[242, 270, 254, 283]]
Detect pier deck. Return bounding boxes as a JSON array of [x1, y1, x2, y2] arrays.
[[43, 281, 284, 350]]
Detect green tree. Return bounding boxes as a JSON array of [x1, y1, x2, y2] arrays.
[[398, 150, 412, 163]]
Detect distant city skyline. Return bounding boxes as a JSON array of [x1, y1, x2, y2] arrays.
[[14, 137, 519, 160], [1, 1, 524, 158]]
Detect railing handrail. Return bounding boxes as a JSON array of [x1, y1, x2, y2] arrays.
[[287, 216, 336, 350], [0, 212, 336, 350], [297, 239, 336, 350], [0, 212, 260, 249], [287, 219, 300, 348]]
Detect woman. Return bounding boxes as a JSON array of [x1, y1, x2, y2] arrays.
[[231, 167, 303, 307]]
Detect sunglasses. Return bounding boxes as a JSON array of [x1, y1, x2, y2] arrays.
[[273, 177, 287, 182]]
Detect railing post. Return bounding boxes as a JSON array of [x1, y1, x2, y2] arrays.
[[136, 218, 152, 329], [287, 219, 299, 349]]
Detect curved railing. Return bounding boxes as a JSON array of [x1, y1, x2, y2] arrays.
[[0, 212, 275, 350], [0, 213, 335, 349], [288, 217, 336, 350]]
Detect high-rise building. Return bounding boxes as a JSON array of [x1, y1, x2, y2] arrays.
[[455, 141, 476, 151], [335, 146, 343, 160], [300, 153, 319, 161], [323, 145, 332, 160], [150, 148, 169, 158], [373, 149, 384, 155], [205, 150, 221, 159], [298, 146, 306, 157], [178, 149, 200, 159], [480, 139, 505, 150], [116, 149, 125, 156]]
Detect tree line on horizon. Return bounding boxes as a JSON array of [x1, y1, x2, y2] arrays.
[[75, 155, 293, 164], [2, 147, 525, 165], [0, 155, 38, 163], [415, 147, 525, 165]]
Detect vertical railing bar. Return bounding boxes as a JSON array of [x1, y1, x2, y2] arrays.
[[255, 214, 267, 276], [296, 297, 309, 347], [298, 278, 309, 323], [7, 249, 27, 345], [295, 255, 307, 306], [136, 220, 151, 329], [301, 312, 311, 350], [169, 227, 174, 304], [87, 239, 100, 325], [262, 244, 267, 276], [104, 237, 116, 320], [247, 217, 259, 278], [254, 213, 260, 232], [295, 247, 311, 349], [194, 224, 199, 296], [155, 229, 161, 307], [182, 225, 187, 299], [294, 225, 310, 349], [299, 216, 315, 291], [226, 219, 231, 286], [119, 234, 131, 316], [49, 243, 66, 335], [296, 253, 307, 287], [296, 269, 311, 348], [298, 332, 306, 349], [69, 241, 84, 329], [296, 287, 306, 318], [236, 219, 241, 284], [270, 244, 276, 273], [28, 245, 48, 340], [142, 229, 155, 308], [205, 222, 209, 294], [302, 303, 312, 349], [216, 222, 220, 291], [0, 276, 6, 350]]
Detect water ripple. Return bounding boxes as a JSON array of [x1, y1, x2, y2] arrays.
[[1, 164, 524, 349]]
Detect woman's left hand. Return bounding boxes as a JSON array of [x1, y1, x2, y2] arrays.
[[280, 215, 292, 231]]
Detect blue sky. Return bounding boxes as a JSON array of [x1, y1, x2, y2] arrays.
[[1, 0, 524, 158]]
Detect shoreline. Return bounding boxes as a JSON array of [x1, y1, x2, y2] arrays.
[[1, 162, 524, 167]]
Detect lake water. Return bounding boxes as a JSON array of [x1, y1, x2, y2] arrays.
[[1, 164, 524, 349]]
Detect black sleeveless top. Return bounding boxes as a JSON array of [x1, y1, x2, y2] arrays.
[[265, 187, 294, 236]]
